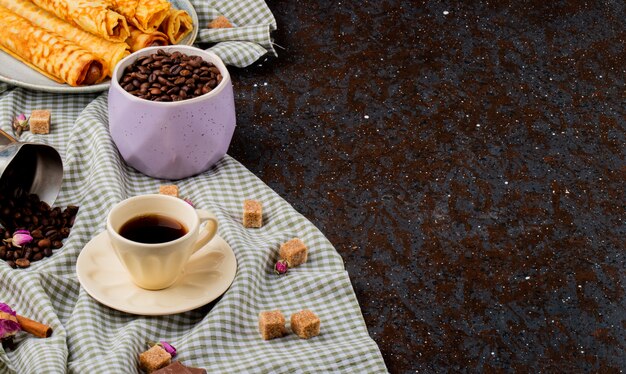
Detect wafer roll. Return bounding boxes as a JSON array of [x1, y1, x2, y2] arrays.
[[0, 6, 106, 86], [29, 0, 130, 42], [0, 0, 129, 77], [159, 8, 193, 44], [110, 0, 171, 33], [126, 27, 169, 52]]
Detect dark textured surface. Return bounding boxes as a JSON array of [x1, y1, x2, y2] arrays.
[[224, 1, 626, 372]]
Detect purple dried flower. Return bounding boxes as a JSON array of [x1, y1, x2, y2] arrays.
[[12, 114, 29, 137], [0, 303, 16, 316], [274, 259, 289, 275], [183, 198, 194, 207], [159, 341, 176, 357], [0, 303, 21, 340], [5, 230, 33, 248], [12, 114, 28, 128]]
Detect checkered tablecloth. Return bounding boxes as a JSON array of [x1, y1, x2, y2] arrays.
[[0, 1, 387, 373]]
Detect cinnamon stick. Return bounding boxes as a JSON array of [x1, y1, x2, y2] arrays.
[[15, 314, 52, 338]]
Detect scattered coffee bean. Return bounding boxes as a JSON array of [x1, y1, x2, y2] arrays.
[[120, 50, 222, 102], [15, 258, 30, 268], [6, 260, 15, 269]]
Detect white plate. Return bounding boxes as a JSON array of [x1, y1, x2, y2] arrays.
[[0, 0, 198, 93], [76, 231, 237, 316]]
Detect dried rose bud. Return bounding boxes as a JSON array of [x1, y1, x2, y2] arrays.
[[5, 230, 33, 248], [183, 198, 194, 207], [159, 341, 176, 357], [274, 259, 288, 275], [0, 303, 21, 340], [12, 114, 28, 129]]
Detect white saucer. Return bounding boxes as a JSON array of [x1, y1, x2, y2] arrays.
[[76, 231, 237, 315]]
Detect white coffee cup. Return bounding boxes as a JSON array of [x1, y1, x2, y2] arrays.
[[106, 194, 218, 290]]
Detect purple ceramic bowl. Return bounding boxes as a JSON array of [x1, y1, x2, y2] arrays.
[[108, 46, 236, 180]]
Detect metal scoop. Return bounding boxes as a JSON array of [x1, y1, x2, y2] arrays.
[[0, 129, 63, 205]]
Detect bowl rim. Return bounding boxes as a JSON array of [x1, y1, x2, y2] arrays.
[[110, 45, 231, 105]]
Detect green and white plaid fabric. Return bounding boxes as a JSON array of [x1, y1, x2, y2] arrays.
[[0, 2, 386, 369], [198, 0, 278, 67]]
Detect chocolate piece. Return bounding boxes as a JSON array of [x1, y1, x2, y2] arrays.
[[153, 361, 207, 374]]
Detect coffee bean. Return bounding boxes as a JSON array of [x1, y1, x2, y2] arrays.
[[157, 76, 172, 86], [15, 258, 30, 268], [32, 229, 43, 239], [52, 241, 62, 249], [43, 248, 52, 257], [0, 246, 6, 259], [32, 253, 43, 262], [60, 227, 70, 238], [7, 260, 15, 269], [38, 238, 51, 249]]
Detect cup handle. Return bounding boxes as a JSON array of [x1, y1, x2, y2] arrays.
[[191, 209, 219, 254]]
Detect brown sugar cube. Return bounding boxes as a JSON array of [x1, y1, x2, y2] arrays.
[[159, 185, 179, 197], [291, 309, 320, 339], [243, 200, 262, 228], [258, 310, 287, 340], [208, 15, 233, 29], [279, 238, 308, 267], [29, 110, 51, 134], [139, 345, 171, 373]]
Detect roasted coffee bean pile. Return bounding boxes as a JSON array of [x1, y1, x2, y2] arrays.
[[0, 192, 78, 269], [120, 49, 223, 102]]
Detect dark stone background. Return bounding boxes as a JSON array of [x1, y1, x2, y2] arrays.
[[224, 1, 625, 372]]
